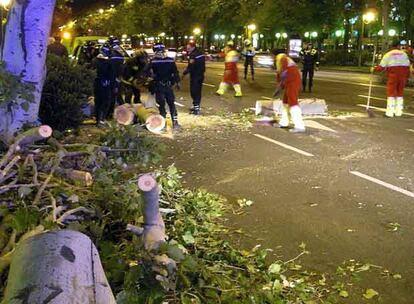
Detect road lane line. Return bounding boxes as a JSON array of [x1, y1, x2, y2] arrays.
[[407, 129, 414, 133], [305, 120, 337, 133], [350, 171, 414, 198], [358, 95, 387, 101], [203, 83, 216, 87], [174, 102, 185, 107], [356, 104, 414, 117], [253, 134, 314, 157]]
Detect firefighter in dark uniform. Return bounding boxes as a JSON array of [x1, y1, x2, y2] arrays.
[[121, 50, 148, 104], [93, 45, 115, 127], [299, 43, 319, 92], [242, 39, 256, 80], [108, 37, 126, 113], [183, 41, 205, 115], [145, 43, 181, 128]]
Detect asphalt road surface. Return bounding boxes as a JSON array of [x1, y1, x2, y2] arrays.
[[162, 61, 414, 303]]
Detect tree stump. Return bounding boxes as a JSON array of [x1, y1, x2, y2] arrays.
[[2, 230, 116, 304], [133, 104, 165, 133]]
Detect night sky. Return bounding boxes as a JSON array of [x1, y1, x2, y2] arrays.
[[71, 0, 120, 15]]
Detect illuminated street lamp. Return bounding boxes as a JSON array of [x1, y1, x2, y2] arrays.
[[0, 0, 11, 7], [304, 32, 310, 38], [335, 30, 343, 38], [311, 31, 318, 38], [220, 34, 225, 39], [127, 0, 134, 3], [378, 29, 384, 36], [358, 9, 377, 66], [193, 27, 201, 35], [214, 34, 219, 40], [246, 23, 256, 39], [230, 34, 235, 39], [282, 33, 288, 39], [62, 31, 72, 40], [98, 8, 104, 14], [247, 24, 256, 31], [275, 33, 281, 39], [388, 29, 396, 37]]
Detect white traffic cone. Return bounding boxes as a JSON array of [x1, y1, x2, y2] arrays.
[[395, 97, 404, 117], [289, 105, 306, 133], [386, 97, 396, 117]]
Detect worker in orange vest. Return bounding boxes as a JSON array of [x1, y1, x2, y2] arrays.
[[216, 41, 242, 97], [273, 49, 305, 133], [374, 40, 411, 117]]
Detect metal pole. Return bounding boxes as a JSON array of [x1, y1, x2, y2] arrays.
[[358, 21, 365, 67]]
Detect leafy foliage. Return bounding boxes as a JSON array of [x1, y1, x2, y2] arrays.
[[39, 55, 94, 131], [0, 62, 34, 111]]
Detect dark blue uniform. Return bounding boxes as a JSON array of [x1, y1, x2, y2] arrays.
[[183, 48, 205, 114], [109, 47, 126, 112], [145, 54, 180, 125], [93, 54, 115, 124], [299, 47, 319, 92]]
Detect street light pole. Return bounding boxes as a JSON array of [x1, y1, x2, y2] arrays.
[[358, 21, 365, 67]]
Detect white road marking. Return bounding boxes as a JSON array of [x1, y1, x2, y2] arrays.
[[174, 102, 185, 107], [358, 95, 386, 101], [253, 134, 314, 157], [304, 120, 337, 133], [407, 129, 414, 133], [350, 171, 414, 198], [203, 83, 216, 87], [356, 104, 414, 117], [261, 96, 273, 100]]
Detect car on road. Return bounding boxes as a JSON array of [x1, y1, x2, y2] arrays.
[[254, 52, 275, 68], [166, 48, 178, 60]]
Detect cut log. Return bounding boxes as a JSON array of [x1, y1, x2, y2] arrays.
[[114, 104, 135, 125], [0, 126, 53, 170], [137, 174, 166, 251], [55, 168, 93, 187], [2, 230, 116, 304], [133, 104, 166, 133]]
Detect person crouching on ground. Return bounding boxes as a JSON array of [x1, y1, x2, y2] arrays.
[[273, 49, 306, 133], [216, 41, 242, 97]]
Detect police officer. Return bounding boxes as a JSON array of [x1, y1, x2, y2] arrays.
[[93, 45, 115, 127], [242, 39, 256, 80], [122, 50, 148, 104], [299, 43, 319, 92], [108, 37, 126, 112], [145, 43, 181, 128], [183, 41, 205, 115]]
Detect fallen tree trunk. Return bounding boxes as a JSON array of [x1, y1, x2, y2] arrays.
[[133, 104, 166, 133], [137, 174, 166, 252], [2, 230, 116, 304], [113, 104, 165, 133], [55, 168, 93, 187]]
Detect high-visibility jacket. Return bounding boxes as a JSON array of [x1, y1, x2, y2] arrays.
[[275, 54, 301, 106], [375, 49, 410, 78], [223, 50, 240, 84]]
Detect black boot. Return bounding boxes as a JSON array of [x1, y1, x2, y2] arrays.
[[172, 118, 181, 129]]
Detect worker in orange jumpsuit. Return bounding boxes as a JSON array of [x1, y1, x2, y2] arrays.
[[273, 50, 305, 133], [216, 41, 242, 97], [374, 41, 410, 117]]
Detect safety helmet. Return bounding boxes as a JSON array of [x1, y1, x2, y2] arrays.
[[100, 44, 112, 57], [108, 36, 120, 46], [226, 40, 234, 47], [244, 39, 251, 46], [153, 43, 165, 53]]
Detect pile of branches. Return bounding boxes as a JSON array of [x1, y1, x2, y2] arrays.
[[0, 124, 384, 303]]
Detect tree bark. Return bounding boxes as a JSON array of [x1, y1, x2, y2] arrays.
[[0, 0, 56, 144], [2, 230, 116, 304]]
